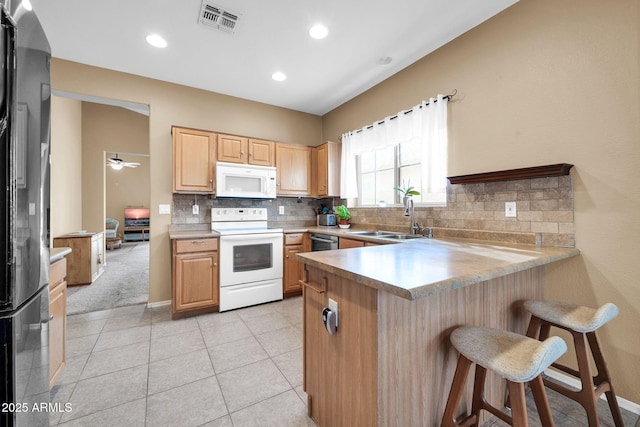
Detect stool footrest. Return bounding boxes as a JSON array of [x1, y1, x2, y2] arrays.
[[479, 401, 513, 426], [550, 362, 580, 379]]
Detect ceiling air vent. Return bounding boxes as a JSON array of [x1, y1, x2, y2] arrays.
[[199, 2, 241, 35]]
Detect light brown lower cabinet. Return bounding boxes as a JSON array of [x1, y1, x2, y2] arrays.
[[49, 257, 67, 388], [283, 232, 309, 297], [338, 237, 365, 249], [301, 264, 544, 426], [172, 238, 219, 319]]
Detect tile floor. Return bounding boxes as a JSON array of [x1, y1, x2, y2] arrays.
[[484, 384, 639, 427], [50, 297, 639, 427], [50, 297, 314, 426]]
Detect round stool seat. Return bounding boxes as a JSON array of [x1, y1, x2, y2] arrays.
[[451, 326, 567, 383], [524, 300, 618, 333]]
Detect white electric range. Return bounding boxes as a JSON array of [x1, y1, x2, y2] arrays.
[[211, 208, 283, 311]]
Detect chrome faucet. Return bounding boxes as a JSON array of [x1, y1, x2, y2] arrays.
[[404, 197, 420, 235]]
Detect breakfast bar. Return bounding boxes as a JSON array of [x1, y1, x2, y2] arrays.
[[296, 238, 580, 426]]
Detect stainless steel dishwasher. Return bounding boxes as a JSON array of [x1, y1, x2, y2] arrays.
[[310, 233, 339, 251]]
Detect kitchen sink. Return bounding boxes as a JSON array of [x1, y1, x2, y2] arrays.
[[381, 234, 423, 240], [347, 230, 424, 240], [348, 230, 398, 237]]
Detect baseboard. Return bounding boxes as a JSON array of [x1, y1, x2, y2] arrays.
[[146, 300, 171, 308], [544, 368, 640, 415]]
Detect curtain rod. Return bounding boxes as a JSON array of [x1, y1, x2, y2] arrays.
[[343, 89, 457, 137]]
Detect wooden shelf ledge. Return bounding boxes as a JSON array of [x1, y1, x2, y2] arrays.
[[447, 163, 573, 185]]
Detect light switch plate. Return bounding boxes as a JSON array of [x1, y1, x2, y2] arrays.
[[279, 206, 285, 215], [505, 202, 517, 217], [159, 204, 171, 215], [193, 204, 199, 215]]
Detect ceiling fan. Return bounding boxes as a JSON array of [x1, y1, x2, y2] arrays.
[[106, 154, 140, 170]]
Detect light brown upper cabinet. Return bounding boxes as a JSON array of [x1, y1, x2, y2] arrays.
[[275, 143, 312, 196], [313, 141, 341, 197], [172, 126, 216, 193], [248, 138, 275, 166], [217, 134, 275, 166]]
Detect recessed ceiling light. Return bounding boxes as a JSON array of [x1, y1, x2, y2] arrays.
[[377, 56, 393, 65], [23, 0, 33, 11], [272, 72, 287, 82], [309, 24, 328, 40], [146, 33, 167, 48]]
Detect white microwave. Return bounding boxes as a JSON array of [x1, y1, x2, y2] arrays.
[[216, 162, 277, 199]]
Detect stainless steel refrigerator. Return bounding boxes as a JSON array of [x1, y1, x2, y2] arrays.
[[1, 1, 51, 426]]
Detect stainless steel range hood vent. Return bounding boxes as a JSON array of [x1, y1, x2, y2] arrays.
[[199, 2, 241, 35]]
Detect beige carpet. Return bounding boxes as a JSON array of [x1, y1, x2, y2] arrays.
[[66, 241, 149, 314]]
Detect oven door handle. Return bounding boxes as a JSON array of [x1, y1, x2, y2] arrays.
[[310, 236, 337, 244], [220, 234, 282, 242]]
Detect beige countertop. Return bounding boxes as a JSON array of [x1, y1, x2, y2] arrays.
[[296, 237, 580, 300], [50, 247, 72, 263], [169, 229, 221, 240], [169, 225, 350, 240], [55, 231, 102, 239]]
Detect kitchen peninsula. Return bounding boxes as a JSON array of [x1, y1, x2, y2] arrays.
[[296, 238, 579, 426]]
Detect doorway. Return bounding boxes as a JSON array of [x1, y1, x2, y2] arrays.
[[50, 92, 151, 314]]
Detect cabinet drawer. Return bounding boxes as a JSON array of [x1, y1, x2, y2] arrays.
[[175, 238, 218, 254], [285, 233, 304, 245], [50, 258, 67, 288]]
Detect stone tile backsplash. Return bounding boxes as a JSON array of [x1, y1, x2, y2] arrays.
[[349, 175, 574, 247], [172, 175, 574, 247], [172, 195, 341, 229]]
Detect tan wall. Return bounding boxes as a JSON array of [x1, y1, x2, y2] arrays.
[[323, 0, 640, 402], [50, 96, 82, 237], [50, 59, 323, 306], [81, 102, 150, 236]]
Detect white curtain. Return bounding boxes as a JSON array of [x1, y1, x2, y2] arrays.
[[340, 94, 448, 199]]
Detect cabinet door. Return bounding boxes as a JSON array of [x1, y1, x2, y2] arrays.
[[283, 244, 304, 295], [174, 251, 219, 313], [276, 144, 311, 196], [338, 237, 365, 249], [173, 127, 216, 193], [248, 139, 275, 166], [316, 144, 329, 197], [49, 280, 66, 388], [218, 134, 248, 164], [314, 141, 341, 197]]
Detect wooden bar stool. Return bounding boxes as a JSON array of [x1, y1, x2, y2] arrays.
[[442, 326, 567, 427], [524, 300, 624, 427]]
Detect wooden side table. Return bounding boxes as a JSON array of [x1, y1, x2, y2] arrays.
[[53, 232, 104, 285]]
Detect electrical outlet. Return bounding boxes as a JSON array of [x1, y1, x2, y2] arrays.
[[192, 204, 199, 215], [279, 206, 285, 215], [505, 202, 517, 217]]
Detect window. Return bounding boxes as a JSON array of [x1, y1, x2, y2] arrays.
[[340, 95, 449, 207], [359, 146, 395, 205], [356, 137, 446, 206]]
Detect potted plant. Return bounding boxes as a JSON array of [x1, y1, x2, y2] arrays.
[[335, 205, 351, 228], [394, 185, 420, 207], [393, 185, 420, 198]]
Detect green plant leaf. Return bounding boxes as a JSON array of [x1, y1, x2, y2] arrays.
[[335, 205, 351, 220], [393, 186, 420, 196]]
